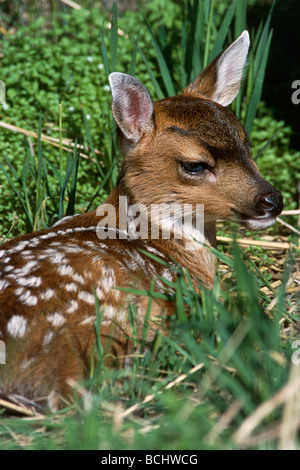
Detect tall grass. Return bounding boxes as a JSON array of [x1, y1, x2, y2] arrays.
[[0, 244, 298, 449], [142, 0, 275, 135]]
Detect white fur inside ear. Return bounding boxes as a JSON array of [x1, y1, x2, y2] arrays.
[[109, 72, 154, 142], [214, 30, 250, 106]]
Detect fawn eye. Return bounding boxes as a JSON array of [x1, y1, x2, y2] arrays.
[[180, 161, 208, 175]]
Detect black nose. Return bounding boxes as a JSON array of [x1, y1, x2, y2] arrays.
[[256, 191, 283, 217]]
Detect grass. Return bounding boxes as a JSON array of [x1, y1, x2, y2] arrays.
[[0, 0, 299, 451], [0, 231, 299, 449]]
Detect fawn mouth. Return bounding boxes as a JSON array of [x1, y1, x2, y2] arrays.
[[237, 213, 276, 230]]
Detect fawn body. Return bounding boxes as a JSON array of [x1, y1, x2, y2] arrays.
[[0, 31, 283, 411]]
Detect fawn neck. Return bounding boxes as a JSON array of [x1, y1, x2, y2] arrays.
[[101, 172, 217, 288]]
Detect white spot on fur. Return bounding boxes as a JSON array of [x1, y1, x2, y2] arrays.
[[16, 276, 42, 288], [161, 268, 173, 282], [7, 315, 27, 338], [15, 287, 24, 296], [145, 246, 166, 258], [57, 265, 74, 277], [21, 357, 35, 370], [40, 289, 55, 300], [104, 305, 115, 319], [21, 250, 33, 256], [0, 280, 9, 291], [4, 265, 14, 273], [101, 266, 115, 292], [78, 291, 95, 305], [50, 241, 63, 247], [16, 260, 39, 276], [50, 252, 67, 265], [126, 258, 139, 271], [66, 300, 78, 314], [73, 273, 85, 285], [52, 214, 80, 227], [83, 240, 99, 249], [113, 288, 120, 300], [96, 287, 104, 300], [30, 238, 40, 247], [63, 245, 85, 254], [43, 331, 55, 347], [65, 282, 77, 293], [39, 232, 57, 240], [80, 315, 96, 325], [47, 313, 65, 327], [10, 240, 30, 253], [19, 290, 38, 306]]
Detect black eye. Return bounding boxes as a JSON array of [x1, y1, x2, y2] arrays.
[[180, 162, 207, 174]]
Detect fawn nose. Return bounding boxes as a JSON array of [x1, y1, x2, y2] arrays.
[[256, 191, 283, 217]]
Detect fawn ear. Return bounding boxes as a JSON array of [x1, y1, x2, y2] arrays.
[[184, 30, 250, 106], [109, 72, 154, 142]]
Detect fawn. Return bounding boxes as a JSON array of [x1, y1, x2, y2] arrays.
[[0, 31, 283, 412]]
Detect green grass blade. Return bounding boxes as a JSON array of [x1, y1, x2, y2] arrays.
[[0, 160, 33, 229], [101, 19, 110, 77], [110, 1, 118, 72], [209, 0, 238, 61], [34, 114, 44, 231], [146, 23, 175, 97], [190, 0, 204, 81], [234, 0, 247, 37], [128, 31, 140, 76], [203, 0, 214, 69], [81, 108, 105, 179], [175, 275, 188, 323], [252, 1, 275, 81], [244, 30, 273, 135], [65, 143, 80, 216], [139, 46, 164, 100]]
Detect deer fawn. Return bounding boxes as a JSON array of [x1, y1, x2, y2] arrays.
[[0, 31, 283, 412]]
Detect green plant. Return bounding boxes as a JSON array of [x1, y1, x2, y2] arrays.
[[141, 0, 275, 137], [251, 103, 300, 210], [0, 245, 297, 449], [0, 1, 298, 237]]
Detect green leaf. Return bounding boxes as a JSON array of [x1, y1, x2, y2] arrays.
[[146, 23, 175, 97]]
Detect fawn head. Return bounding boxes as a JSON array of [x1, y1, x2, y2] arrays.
[[109, 31, 283, 232]]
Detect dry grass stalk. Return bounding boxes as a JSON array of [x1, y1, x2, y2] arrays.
[[0, 120, 102, 163], [233, 366, 300, 446], [59, 0, 127, 36], [0, 397, 44, 418], [277, 217, 300, 236], [119, 363, 204, 420], [216, 235, 293, 250], [60, 0, 81, 10], [278, 364, 300, 450]]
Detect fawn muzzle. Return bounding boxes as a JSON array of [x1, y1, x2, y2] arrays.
[[256, 190, 283, 216], [236, 184, 283, 230]]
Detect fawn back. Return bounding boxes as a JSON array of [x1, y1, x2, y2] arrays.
[[0, 31, 283, 411]]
